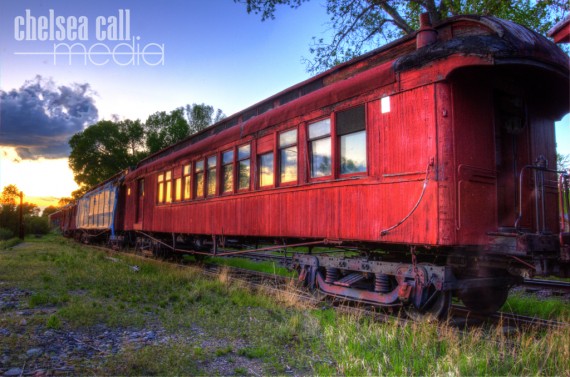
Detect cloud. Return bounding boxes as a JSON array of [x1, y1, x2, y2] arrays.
[[0, 75, 98, 159]]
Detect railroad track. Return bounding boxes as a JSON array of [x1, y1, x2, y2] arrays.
[[522, 278, 570, 294], [204, 259, 569, 330], [88, 243, 568, 331]]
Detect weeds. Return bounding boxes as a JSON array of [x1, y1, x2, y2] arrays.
[[0, 236, 568, 376], [502, 290, 570, 319]]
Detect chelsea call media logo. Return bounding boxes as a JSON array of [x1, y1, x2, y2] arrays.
[[13, 9, 165, 66]]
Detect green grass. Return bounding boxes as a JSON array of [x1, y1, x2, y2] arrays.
[[312, 311, 570, 376], [206, 255, 297, 278], [0, 237, 22, 250], [501, 291, 570, 319], [0, 236, 568, 376]]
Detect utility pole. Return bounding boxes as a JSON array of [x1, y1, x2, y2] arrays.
[[18, 191, 24, 240]]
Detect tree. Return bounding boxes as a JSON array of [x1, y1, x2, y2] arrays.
[[185, 103, 226, 135], [0, 185, 44, 237], [68, 120, 147, 188], [236, 0, 569, 73], [42, 205, 60, 218], [57, 197, 74, 207], [145, 108, 190, 154], [558, 152, 570, 172], [68, 103, 225, 191], [0, 184, 20, 206]]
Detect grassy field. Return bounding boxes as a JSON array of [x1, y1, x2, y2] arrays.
[[0, 235, 568, 376]]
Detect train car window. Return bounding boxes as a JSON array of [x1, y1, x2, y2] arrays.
[[194, 160, 205, 198], [207, 155, 217, 196], [183, 164, 191, 200], [165, 171, 172, 203], [238, 144, 251, 190], [336, 106, 367, 175], [157, 173, 164, 204], [259, 152, 274, 187], [222, 150, 234, 194], [279, 129, 297, 183], [308, 119, 332, 177], [174, 177, 182, 202]]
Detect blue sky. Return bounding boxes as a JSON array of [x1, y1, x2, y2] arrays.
[[0, 0, 331, 120], [0, 0, 568, 204]]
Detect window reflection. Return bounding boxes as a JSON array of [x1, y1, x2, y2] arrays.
[[259, 152, 274, 187], [165, 171, 172, 203], [337, 105, 366, 175], [222, 150, 234, 194], [195, 160, 204, 198], [279, 129, 297, 183], [207, 155, 217, 196], [340, 130, 367, 174], [174, 177, 182, 201], [310, 137, 331, 177], [308, 119, 331, 178], [183, 164, 191, 200], [238, 144, 251, 190]]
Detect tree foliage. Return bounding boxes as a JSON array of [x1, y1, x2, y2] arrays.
[[558, 152, 570, 172], [145, 108, 190, 154], [236, 0, 569, 73], [68, 103, 225, 190], [0, 185, 47, 238], [42, 205, 60, 218], [185, 103, 226, 135], [68, 120, 145, 188]]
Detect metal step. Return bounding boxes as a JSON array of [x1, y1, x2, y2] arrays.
[[334, 273, 365, 287]]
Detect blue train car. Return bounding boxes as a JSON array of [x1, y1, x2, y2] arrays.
[[75, 171, 126, 243]]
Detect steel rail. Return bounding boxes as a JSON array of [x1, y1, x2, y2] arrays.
[[522, 278, 570, 293]]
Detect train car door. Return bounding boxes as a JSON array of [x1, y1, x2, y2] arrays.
[[136, 178, 144, 224], [494, 91, 530, 231]]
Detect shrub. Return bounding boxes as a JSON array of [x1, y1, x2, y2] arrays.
[[25, 216, 49, 235], [0, 227, 14, 241]]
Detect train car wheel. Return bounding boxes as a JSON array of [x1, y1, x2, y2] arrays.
[[405, 289, 451, 322], [459, 286, 509, 314]]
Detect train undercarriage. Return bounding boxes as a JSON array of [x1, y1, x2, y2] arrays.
[[75, 227, 566, 321]]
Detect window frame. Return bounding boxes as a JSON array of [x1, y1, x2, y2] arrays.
[[221, 149, 235, 195], [157, 172, 165, 204], [157, 170, 172, 205], [278, 128, 298, 186], [194, 159, 205, 199], [164, 171, 172, 203], [183, 163, 192, 201], [174, 176, 182, 202], [307, 117, 333, 181], [206, 155, 217, 197], [336, 105, 368, 178], [237, 143, 251, 191], [258, 151, 275, 189]]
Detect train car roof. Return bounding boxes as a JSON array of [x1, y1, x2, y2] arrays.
[[130, 14, 569, 176]]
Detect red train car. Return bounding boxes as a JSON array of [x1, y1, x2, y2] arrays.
[[116, 15, 569, 318], [48, 204, 77, 236]]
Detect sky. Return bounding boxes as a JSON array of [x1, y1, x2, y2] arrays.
[[0, 0, 568, 209], [0, 0, 333, 207]]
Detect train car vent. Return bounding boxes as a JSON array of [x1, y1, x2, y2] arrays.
[[300, 78, 324, 96], [278, 91, 299, 105], [242, 109, 257, 122], [257, 101, 274, 115]]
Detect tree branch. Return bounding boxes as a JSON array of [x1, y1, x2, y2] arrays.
[[369, 0, 414, 34]]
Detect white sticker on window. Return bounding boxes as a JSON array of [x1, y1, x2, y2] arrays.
[[381, 96, 390, 114]]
